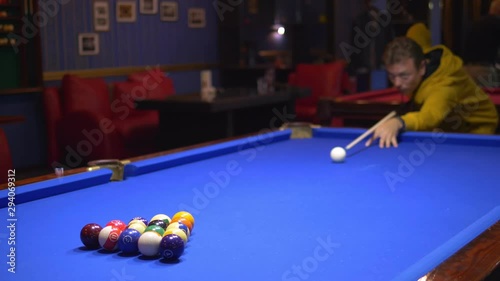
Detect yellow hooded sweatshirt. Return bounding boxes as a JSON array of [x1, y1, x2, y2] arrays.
[[406, 23, 432, 52], [400, 45, 498, 134]]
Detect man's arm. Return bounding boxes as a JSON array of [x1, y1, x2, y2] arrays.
[[401, 87, 456, 131], [367, 86, 456, 148]]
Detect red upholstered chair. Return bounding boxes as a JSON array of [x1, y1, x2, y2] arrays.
[[288, 60, 347, 123], [127, 67, 176, 99], [113, 68, 175, 155], [55, 74, 126, 168], [43, 87, 63, 166], [111, 81, 169, 157], [43, 82, 118, 169], [43, 72, 176, 169], [0, 128, 13, 184]]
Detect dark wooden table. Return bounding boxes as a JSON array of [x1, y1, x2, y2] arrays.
[[136, 87, 310, 150]]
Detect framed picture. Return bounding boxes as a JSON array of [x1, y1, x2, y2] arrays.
[[160, 1, 178, 22], [188, 8, 206, 28], [140, 0, 158, 14], [248, 0, 258, 14], [78, 33, 99, 56], [93, 1, 110, 31], [116, 1, 137, 22]]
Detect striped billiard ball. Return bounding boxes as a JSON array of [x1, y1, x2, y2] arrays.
[[98, 226, 123, 251]]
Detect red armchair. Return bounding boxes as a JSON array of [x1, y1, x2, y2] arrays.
[[50, 74, 126, 168], [43, 87, 64, 166], [45, 79, 126, 168], [288, 60, 347, 123], [42, 71, 175, 169]]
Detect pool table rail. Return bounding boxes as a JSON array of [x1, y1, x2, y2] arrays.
[[423, 220, 500, 281]]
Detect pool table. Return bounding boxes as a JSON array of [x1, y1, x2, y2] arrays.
[[1, 126, 499, 281], [318, 87, 500, 128]]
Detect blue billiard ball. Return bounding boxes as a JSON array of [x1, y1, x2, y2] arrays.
[[159, 234, 185, 260], [118, 229, 141, 254]]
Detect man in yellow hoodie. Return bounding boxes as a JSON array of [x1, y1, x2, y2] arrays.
[[366, 35, 498, 148]]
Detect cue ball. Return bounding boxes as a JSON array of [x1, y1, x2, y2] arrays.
[[330, 147, 346, 162], [138, 231, 163, 257]]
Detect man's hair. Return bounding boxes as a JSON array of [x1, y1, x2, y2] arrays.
[[382, 37, 425, 68]]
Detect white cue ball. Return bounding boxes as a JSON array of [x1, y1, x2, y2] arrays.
[[330, 147, 346, 162], [138, 231, 162, 256]]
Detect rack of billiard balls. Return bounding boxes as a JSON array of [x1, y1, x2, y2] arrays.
[[79, 211, 194, 260]]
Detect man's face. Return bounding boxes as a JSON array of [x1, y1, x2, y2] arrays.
[[386, 58, 426, 96]]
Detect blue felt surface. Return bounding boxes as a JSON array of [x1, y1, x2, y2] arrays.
[[0, 128, 499, 281]]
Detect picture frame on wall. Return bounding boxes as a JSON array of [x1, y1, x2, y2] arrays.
[[188, 8, 206, 28], [116, 1, 137, 22], [78, 33, 100, 56], [160, 1, 178, 22], [248, 0, 258, 14], [93, 1, 110, 31], [140, 0, 158, 14]]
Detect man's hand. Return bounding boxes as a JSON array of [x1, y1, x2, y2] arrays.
[[365, 117, 404, 148]]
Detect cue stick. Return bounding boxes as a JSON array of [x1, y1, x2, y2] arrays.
[[345, 110, 397, 150]]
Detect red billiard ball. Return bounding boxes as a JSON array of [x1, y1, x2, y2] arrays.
[[159, 234, 185, 260], [80, 223, 103, 249], [106, 220, 127, 231]]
